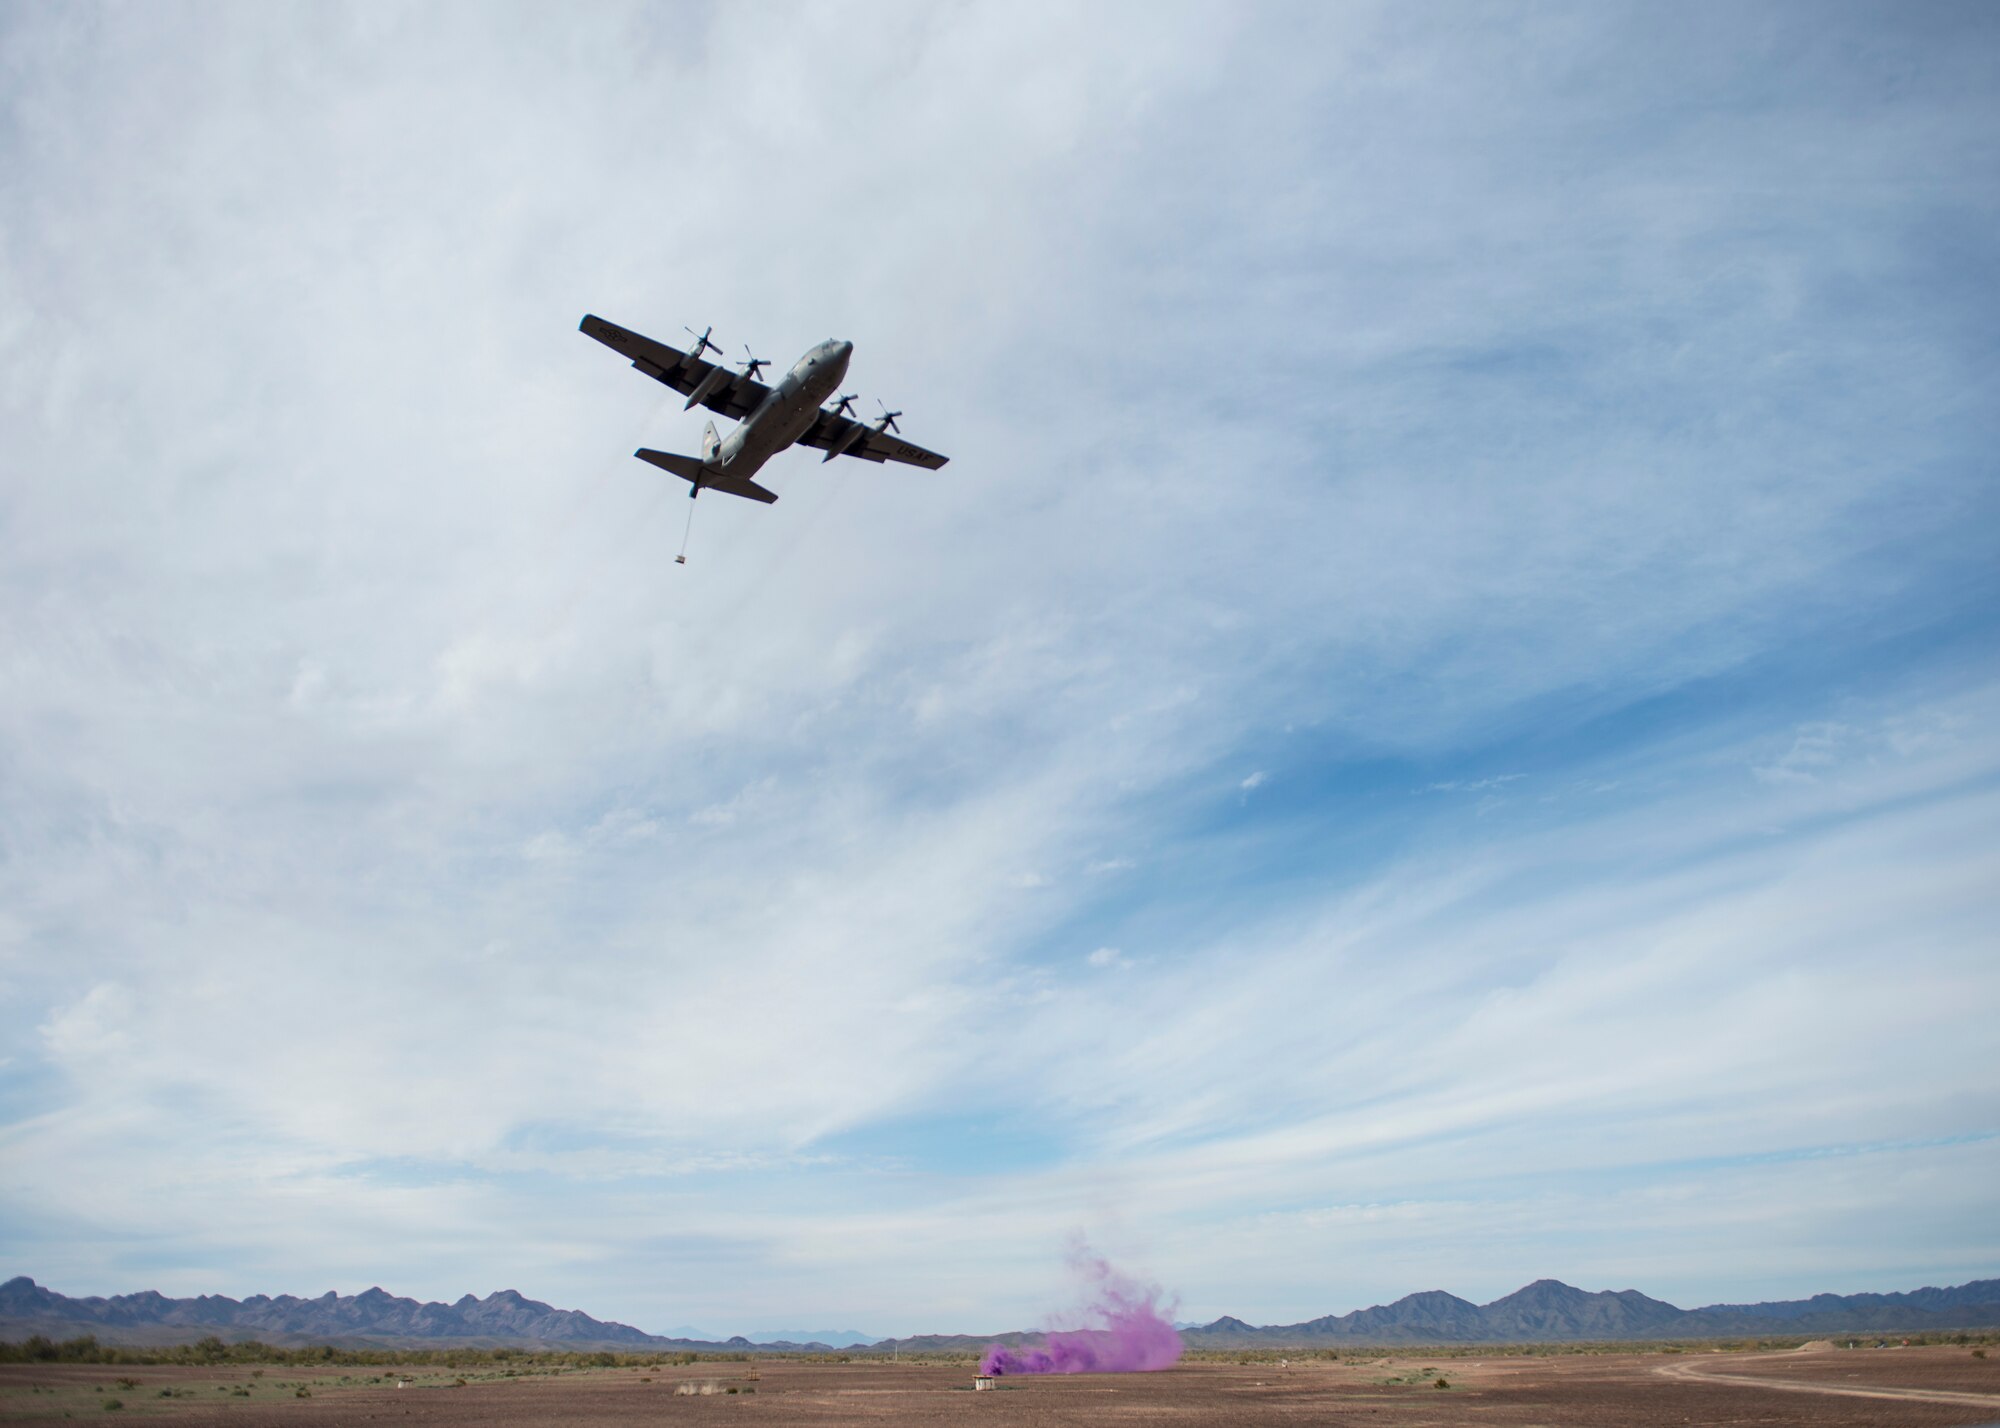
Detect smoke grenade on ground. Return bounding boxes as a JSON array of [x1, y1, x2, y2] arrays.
[[979, 1248, 1182, 1376]]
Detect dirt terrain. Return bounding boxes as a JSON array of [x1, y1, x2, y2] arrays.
[[4, 1346, 1998, 1426]]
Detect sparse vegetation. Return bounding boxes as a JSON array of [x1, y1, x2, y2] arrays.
[[0, 1335, 758, 1369], [1435, 1375, 1450, 1388]]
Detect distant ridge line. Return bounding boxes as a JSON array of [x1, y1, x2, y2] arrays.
[[6, 1273, 1998, 1352], [0, 1277, 839, 1353], [1169, 1276, 2000, 1348]]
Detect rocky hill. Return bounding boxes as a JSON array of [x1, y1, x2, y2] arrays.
[[1172, 1276, 2000, 1347], [0, 1277, 837, 1353]]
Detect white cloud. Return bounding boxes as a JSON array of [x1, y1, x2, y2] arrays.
[[38, 984, 136, 1066], [1423, 774, 1524, 794], [1753, 721, 1852, 784]]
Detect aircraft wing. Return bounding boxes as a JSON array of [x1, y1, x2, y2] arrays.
[[798, 409, 951, 470], [579, 314, 770, 422]]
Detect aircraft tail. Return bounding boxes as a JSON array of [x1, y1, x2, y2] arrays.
[[634, 447, 709, 487], [700, 420, 722, 461], [633, 448, 778, 504]]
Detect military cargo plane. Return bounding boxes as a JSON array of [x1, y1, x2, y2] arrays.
[[580, 314, 949, 505]]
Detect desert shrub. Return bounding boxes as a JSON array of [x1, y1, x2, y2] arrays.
[[1975, 1349, 1988, 1359], [1434, 1376, 1450, 1389], [103, 1398, 124, 1410], [0, 1337, 785, 1371], [8, 1333, 108, 1363]]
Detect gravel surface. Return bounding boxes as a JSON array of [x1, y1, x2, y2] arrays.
[[5, 1347, 1998, 1426]]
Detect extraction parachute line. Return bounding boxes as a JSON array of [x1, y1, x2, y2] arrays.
[[677, 494, 697, 565]]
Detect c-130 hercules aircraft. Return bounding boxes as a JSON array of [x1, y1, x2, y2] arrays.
[[580, 314, 949, 506]]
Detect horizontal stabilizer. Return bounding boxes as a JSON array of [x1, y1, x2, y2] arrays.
[[633, 448, 778, 504]]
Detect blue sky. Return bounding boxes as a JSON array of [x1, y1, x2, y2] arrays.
[[1, 1, 1996, 1338]]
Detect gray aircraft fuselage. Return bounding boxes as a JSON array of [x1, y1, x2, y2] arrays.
[[710, 339, 852, 480]]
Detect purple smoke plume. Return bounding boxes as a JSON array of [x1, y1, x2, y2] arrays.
[[979, 1249, 1182, 1376]]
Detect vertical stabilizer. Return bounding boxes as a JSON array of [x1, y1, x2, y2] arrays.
[[700, 420, 722, 463]]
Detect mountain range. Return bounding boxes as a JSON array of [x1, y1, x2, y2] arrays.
[[0, 1278, 838, 1353], [1176, 1277, 2000, 1347], [5, 1273, 1997, 1351]]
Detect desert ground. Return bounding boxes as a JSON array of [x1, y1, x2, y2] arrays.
[[4, 1346, 1999, 1426]]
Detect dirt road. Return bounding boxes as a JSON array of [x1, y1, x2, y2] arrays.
[[1659, 1346, 2000, 1411]]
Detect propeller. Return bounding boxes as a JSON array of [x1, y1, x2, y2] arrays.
[[737, 345, 771, 381], [874, 403, 903, 434], [829, 393, 860, 419], [683, 325, 720, 360]]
